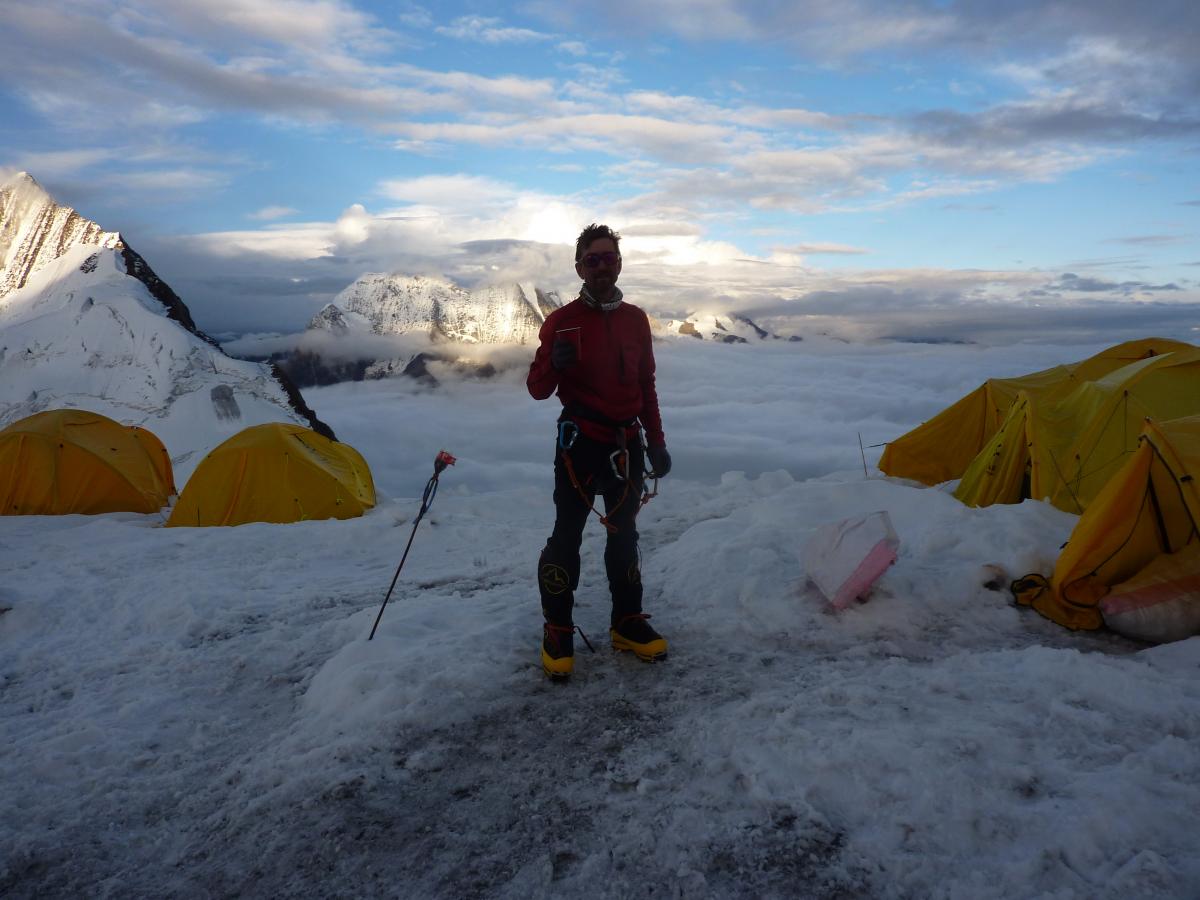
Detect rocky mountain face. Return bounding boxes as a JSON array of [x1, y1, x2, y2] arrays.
[[0, 173, 123, 298], [0, 172, 332, 482], [329, 273, 560, 344]]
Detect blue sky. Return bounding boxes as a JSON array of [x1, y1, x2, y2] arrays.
[[1, 1, 1198, 337]]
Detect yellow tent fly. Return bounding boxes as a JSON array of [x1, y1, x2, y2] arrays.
[[954, 346, 1200, 513], [0, 409, 175, 515], [1013, 416, 1200, 636], [166, 422, 375, 527], [879, 338, 1194, 488]]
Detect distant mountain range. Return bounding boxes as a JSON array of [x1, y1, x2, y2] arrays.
[[267, 274, 795, 387], [265, 273, 796, 388], [311, 273, 790, 346], [659, 313, 800, 344], [0, 172, 331, 481], [1, 173, 801, 437]]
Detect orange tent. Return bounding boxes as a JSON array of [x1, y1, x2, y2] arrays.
[[0, 409, 175, 515], [167, 423, 375, 527]]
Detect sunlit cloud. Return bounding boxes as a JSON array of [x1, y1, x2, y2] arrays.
[[188, 221, 339, 260], [151, 175, 1200, 340], [4, 0, 1197, 342]]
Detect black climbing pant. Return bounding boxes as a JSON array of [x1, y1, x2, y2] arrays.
[[538, 433, 645, 628]]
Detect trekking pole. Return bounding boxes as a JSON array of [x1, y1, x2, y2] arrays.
[[368, 450, 456, 640]]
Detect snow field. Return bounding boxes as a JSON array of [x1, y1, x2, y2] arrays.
[[3, 338, 1199, 897]]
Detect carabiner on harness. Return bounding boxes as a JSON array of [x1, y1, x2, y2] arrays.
[[557, 419, 579, 450], [608, 448, 628, 482]]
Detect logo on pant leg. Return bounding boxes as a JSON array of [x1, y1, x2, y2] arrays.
[[540, 564, 571, 595]]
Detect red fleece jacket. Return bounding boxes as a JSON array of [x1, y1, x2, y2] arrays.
[[527, 296, 666, 448]]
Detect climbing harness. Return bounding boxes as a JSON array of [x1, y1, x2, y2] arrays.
[[557, 415, 658, 534]]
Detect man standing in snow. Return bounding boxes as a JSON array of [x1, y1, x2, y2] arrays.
[[527, 223, 672, 679]]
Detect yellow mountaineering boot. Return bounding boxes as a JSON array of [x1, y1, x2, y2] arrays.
[[541, 623, 574, 679], [541, 622, 594, 679], [610, 613, 668, 662]]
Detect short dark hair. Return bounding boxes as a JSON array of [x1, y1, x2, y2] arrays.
[[575, 223, 621, 262]]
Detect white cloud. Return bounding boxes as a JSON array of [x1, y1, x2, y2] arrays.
[[160, 181, 1200, 339], [0, 2, 553, 136], [248, 205, 299, 221], [107, 168, 231, 194], [159, 0, 400, 60], [434, 15, 553, 44], [395, 4, 433, 29], [619, 223, 705, 238], [4, 0, 1197, 334], [389, 64, 556, 108], [377, 175, 592, 248], [378, 174, 518, 207], [334, 203, 372, 244], [776, 242, 870, 256], [188, 221, 338, 260], [6, 0, 1191, 230], [391, 113, 738, 163], [1104, 234, 1189, 247], [7, 148, 117, 178], [949, 80, 983, 97]]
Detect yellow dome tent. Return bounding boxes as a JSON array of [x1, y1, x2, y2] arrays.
[[0, 409, 175, 515], [879, 338, 1194, 487], [166, 423, 375, 527], [953, 345, 1200, 513], [1013, 416, 1200, 637]]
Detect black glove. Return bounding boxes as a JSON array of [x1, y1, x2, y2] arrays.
[[647, 445, 672, 478], [551, 339, 578, 371]]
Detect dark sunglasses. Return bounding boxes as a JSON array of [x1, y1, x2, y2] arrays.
[[580, 251, 620, 268]]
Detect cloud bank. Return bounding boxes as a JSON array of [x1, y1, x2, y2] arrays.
[[3, 1, 1196, 343]]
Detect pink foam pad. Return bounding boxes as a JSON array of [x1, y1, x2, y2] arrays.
[[831, 540, 898, 610]]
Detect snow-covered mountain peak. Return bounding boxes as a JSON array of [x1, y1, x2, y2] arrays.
[[0, 173, 332, 482], [1, 172, 123, 299], [330, 272, 559, 344], [660, 312, 795, 343], [310, 303, 346, 333]]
